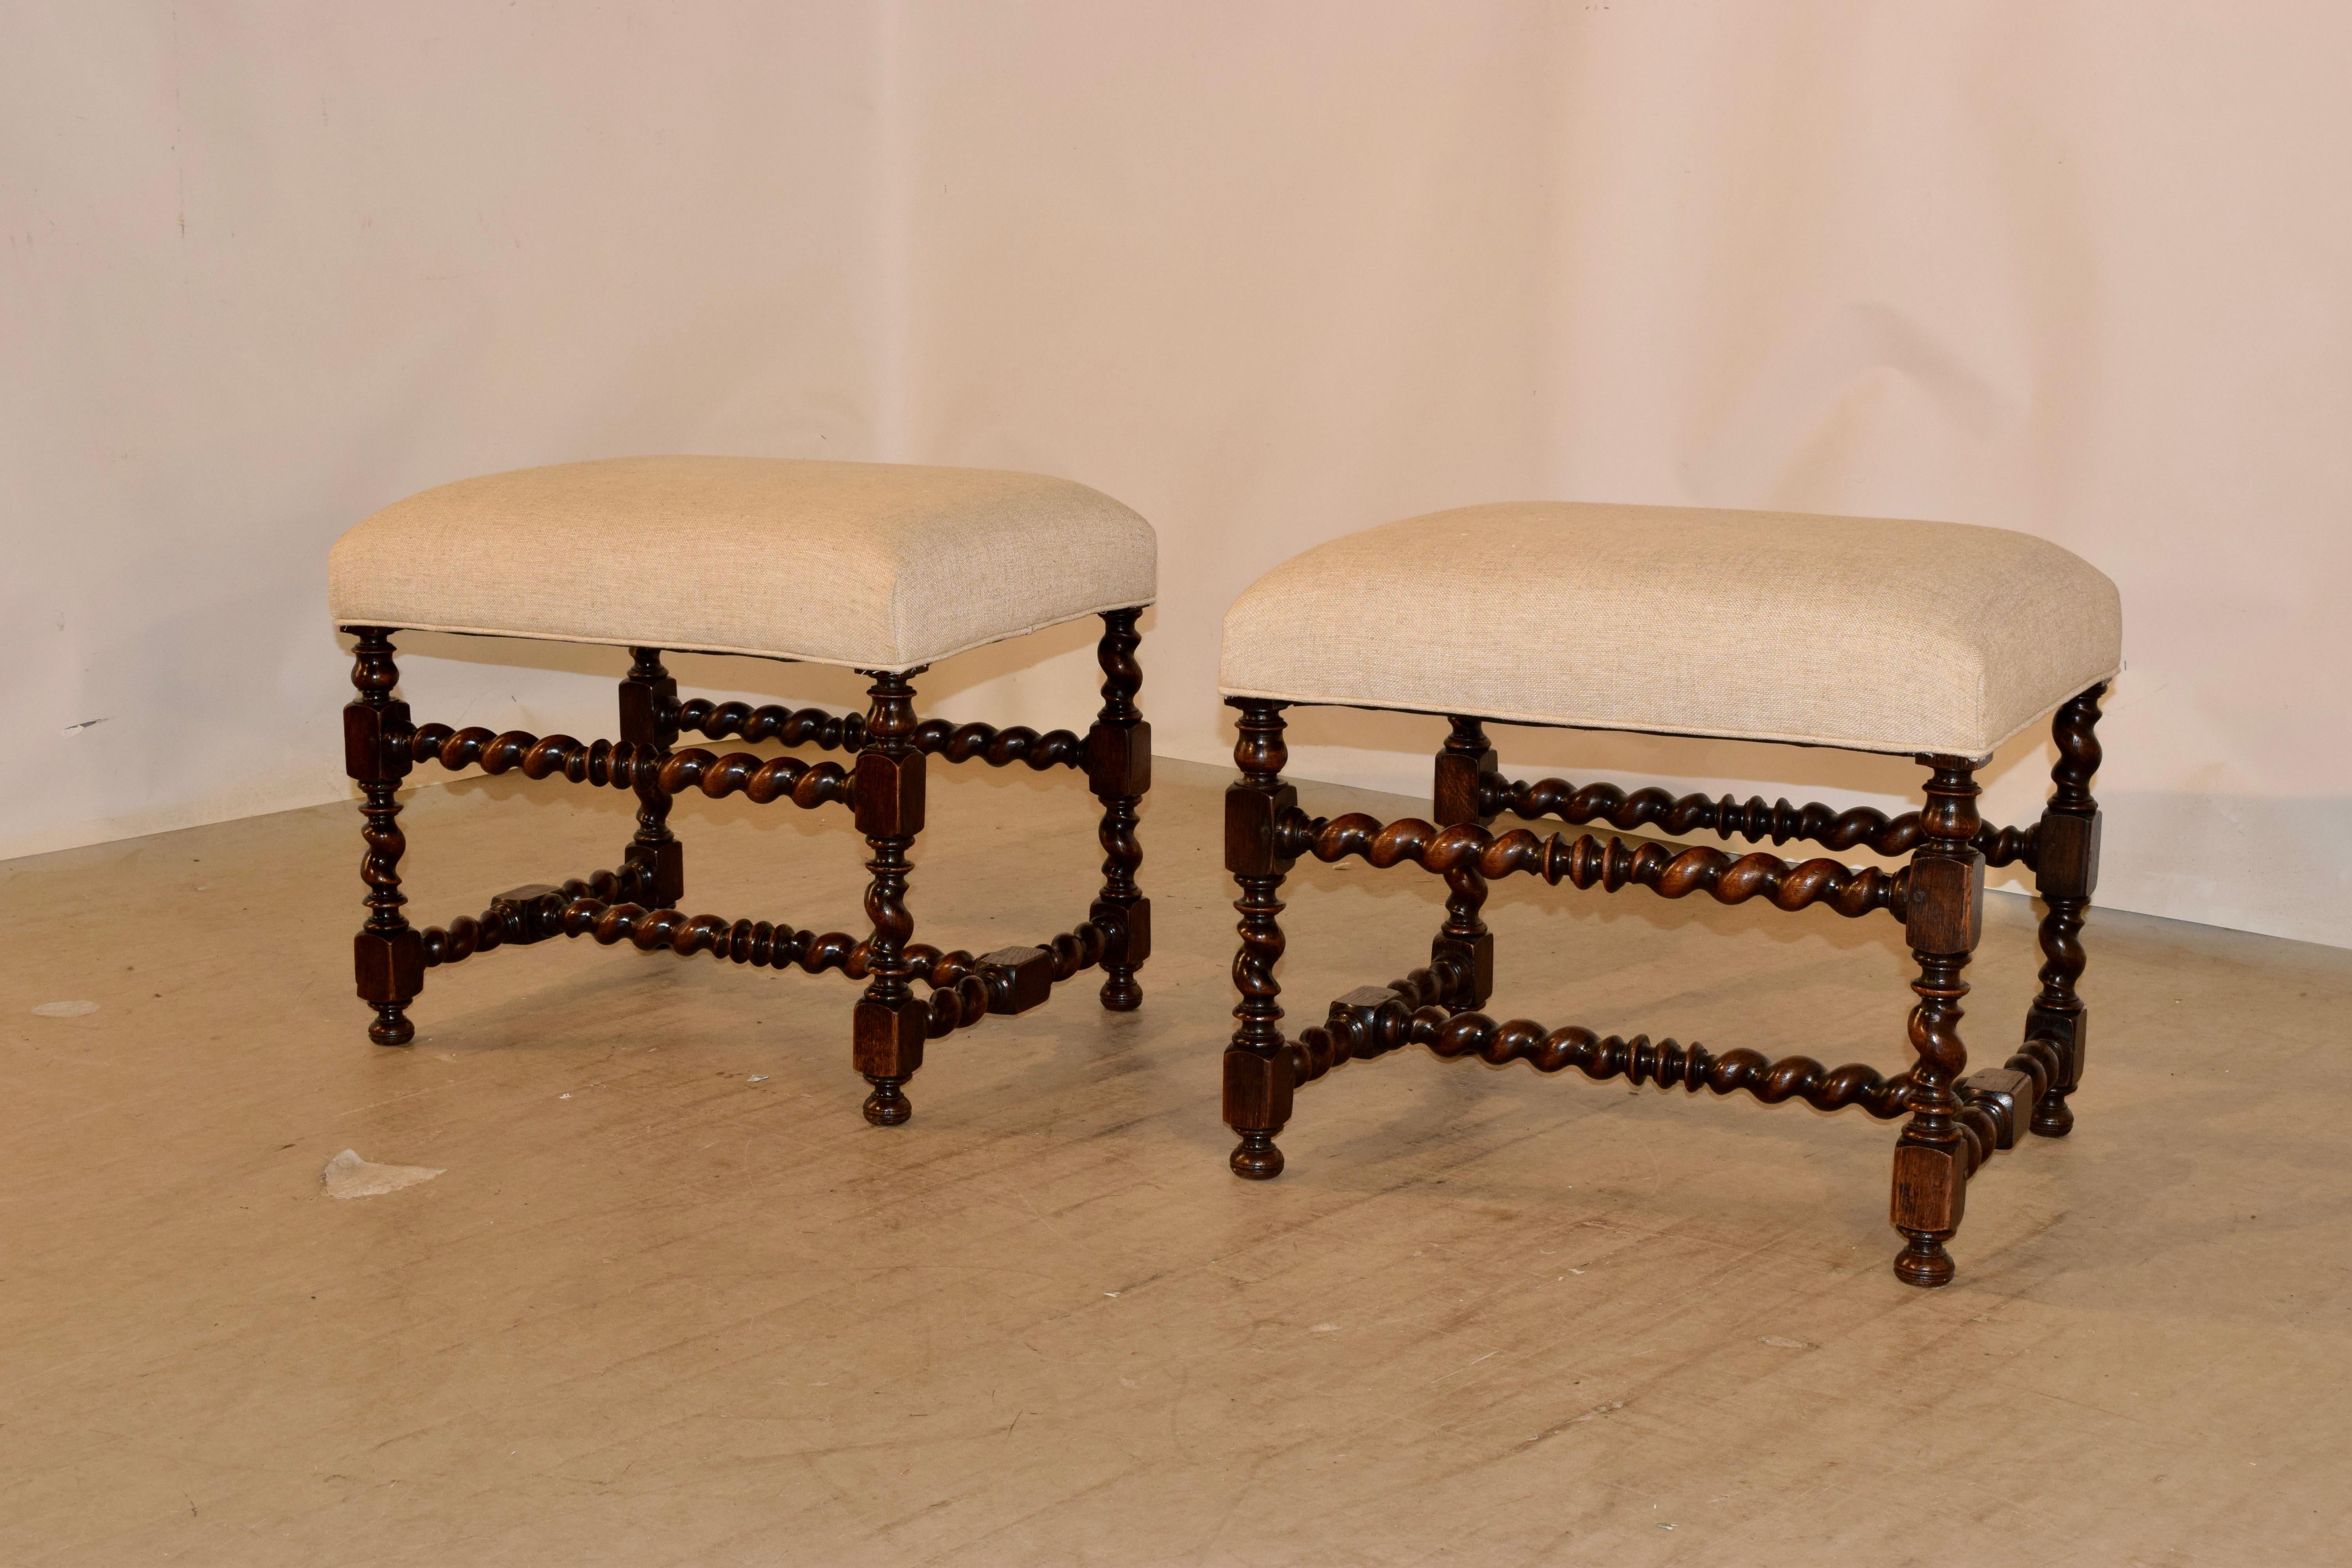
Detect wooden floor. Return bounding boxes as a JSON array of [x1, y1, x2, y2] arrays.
[[3, 756, 2347, 1566]]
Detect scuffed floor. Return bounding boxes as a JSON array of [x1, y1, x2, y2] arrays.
[[3, 755, 2346, 1566]]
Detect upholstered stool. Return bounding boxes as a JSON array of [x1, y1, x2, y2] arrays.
[[1216, 501, 2121, 1287], [328, 456, 1156, 1126]]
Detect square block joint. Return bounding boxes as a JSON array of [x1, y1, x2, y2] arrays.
[[854, 750, 927, 838], [626, 840, 685, 907], [1091, 896, 1152, 968], [1223, 1047, 1294, 1133], [353, 927, 423, 1005], [2037, 810, 2102, 900], [619, 675, 681, 747], [854, 998, 927, 1080], [1328, 986, 1405, 1060], [490, 883, 565, 945], [980, 946, 1055, 1014], [1960, 1066, 2033, 1149], [1905, 853, 1985, 955], [1087, 719, 1152, 799], [1226, 782, 1299, 877], [2025, 1004, 2088, 1092], [343, 699, 413, 783], [1433, 932, 1494, 1007], [1890, 1136, 1968, 1234], [1433, 745, 1499, 827]]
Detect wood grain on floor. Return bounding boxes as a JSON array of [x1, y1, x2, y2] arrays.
[[2, 758, 2346, 1566]]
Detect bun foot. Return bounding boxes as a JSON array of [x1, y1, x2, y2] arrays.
[[1100, 971, 1143, 1012], [1893, 1235, 1955, 1288], [368, 1004, 415, 1047], [1229, 1130, 1284, 1180], [863, 1078, 913, 1126], [2031, 1092, 2075, 1138]]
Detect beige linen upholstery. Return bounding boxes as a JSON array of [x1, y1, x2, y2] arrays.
[[1219, 503, 2122, 758], [328, 456, 1157, 671]]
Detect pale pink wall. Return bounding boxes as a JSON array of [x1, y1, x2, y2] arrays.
[[5, 3, 2347, 944], [0, 3, 893, 847]]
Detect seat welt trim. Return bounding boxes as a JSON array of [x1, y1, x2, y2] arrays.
[[1212, 665, 2122, 762], [333, 598, 1158, 675]]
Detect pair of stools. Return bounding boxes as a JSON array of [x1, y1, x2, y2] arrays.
[[328, 456, 2121, 1287]]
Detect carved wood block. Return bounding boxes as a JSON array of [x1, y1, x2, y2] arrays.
[[1904, 854, 1985, 955], [853, 750, 927, 837], [625, 840, 686, 907], [490, 884, 566, 945], [1433, 744, 1499, 827], [343, 699, 412, 783], [1225, 781, 1299, 876], [980, 946, 1055, 1014], [1329, 983, 1401, 1033], [624, 840, 685, 906], [353, 927, 423, 1004], [1960, 1066, 2033, 1149], [1223, 1047, 1295, 1133], [2026, 1004, 2088, 1091], [2037, 809, 2102, 899], [1090, 896, 1152, 967], [853, 998, 927, 1079], [1326, 986, 1401, 1060], [1432, 931, 1495, 1007], [1890, 1136, 1968, 1234], [1086, 719, 1152, 799], [618, 674, 680, 746]]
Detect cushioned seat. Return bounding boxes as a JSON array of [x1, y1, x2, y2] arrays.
[[1219, 502, 2121, 757], [329, 456, 1157, 670]]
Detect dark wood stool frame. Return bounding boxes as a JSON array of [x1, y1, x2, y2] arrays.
[[1221, 684, 2105, 1287], [341, 610, 1151, 1125]]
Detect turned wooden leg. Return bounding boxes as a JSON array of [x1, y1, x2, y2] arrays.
[[1087, 608, 1152, 1011], [619, 646, 684, 907], [1891, 755, 1985, 1287], [2026, 684, 2105, 1137], [1430, 715, 1497, 1010], [1224, 699, 1297, 1178], [853, 668, 927, 1125], [343, 628, 421, 1047]]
